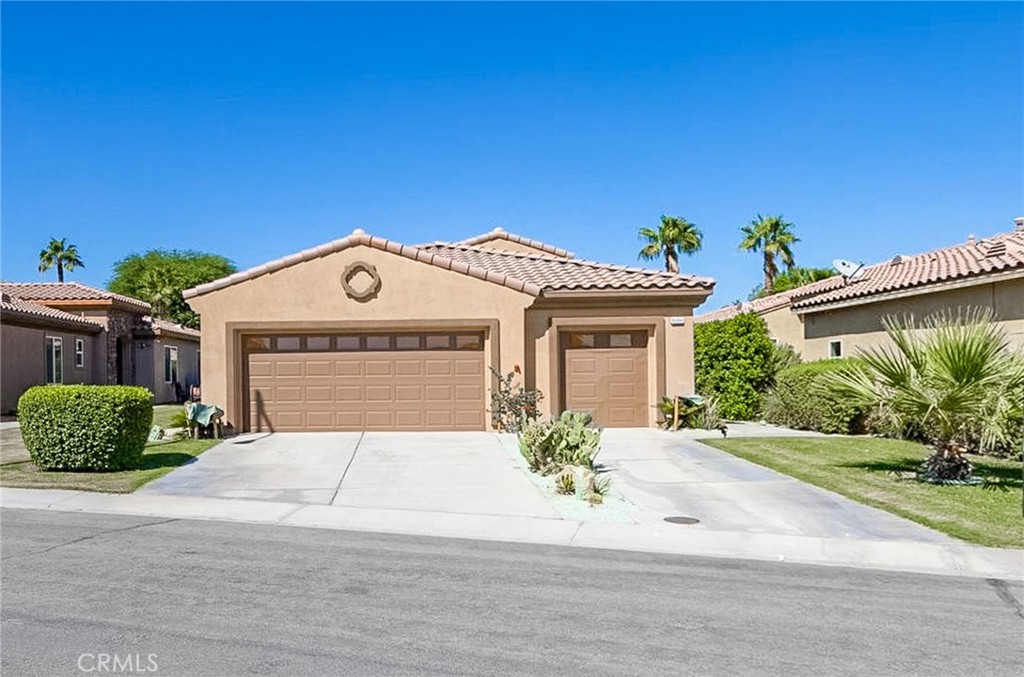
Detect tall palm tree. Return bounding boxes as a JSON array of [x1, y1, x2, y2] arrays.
[[638, 215, 703, 273], [739, 215, 798, 294], [37, 238, 85, 283]]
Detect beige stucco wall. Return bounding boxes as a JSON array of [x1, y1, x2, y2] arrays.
[[148, 336, 201, 404], [526, 303, 698, 426], [760, 304, 806, 354], [186, 244, 536, 429], [801, 277, 1024, 360], [0, 323, 102, 413]]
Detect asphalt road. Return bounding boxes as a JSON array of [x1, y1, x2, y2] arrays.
[[1, 509, 1021, 677]]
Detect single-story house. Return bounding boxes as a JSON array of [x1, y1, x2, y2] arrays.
[[0, 282, 201, 413], [183, 227, 715, 432], [696, 217, 1024, 359]]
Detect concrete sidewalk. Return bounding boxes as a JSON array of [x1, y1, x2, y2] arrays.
[[2, 486, 1021, 580]]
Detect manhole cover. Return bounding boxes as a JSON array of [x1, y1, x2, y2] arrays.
[[664, 516, 700, 525]]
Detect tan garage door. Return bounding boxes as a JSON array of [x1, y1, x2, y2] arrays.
[[246, 332, 485, 432], [562, 330, 649, 427]]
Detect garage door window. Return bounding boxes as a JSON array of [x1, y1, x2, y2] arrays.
[[244, 332, 486, 354], [563, 331, 647, 349]]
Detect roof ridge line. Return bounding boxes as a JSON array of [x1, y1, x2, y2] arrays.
[[433, 242, 708, 281], [184, 231, 544, 299]]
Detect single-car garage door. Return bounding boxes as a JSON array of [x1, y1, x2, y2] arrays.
[[562, 330, 649, 427], [246, 332, 485, 432]]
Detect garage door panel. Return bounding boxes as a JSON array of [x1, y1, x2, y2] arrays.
[[425, 360, 453, 376], [246, 336, 485, 431], [335, 360, 363, 377], [306, 386, 333, 402], [364, 360, 392, 376], [305, 361, 333, 376], [365, 385, 393, 401]]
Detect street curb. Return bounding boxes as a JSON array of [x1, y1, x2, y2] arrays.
[[2, 487, 1021, 580]]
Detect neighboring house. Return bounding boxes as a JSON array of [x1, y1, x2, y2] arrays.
[[0, 282, 201, 412], [696, 217, 1024, 360], [183, 227, 715, 432]]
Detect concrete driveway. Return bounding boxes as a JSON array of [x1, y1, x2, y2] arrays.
[[600, 428, 955, 543], [139, 432, 559, 519]]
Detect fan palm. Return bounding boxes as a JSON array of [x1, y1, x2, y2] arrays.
[[638, 215, 703, 273], [38, 238, 85, 283], [138, 267, 181, 319], [828, 308, 1024, 481], [739, 215, 798, 293]]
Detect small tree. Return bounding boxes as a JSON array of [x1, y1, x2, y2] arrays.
[[38, 238, 85, 283], [828, 308, 1024, 481], [489, 366, 543, 433], [694, 313, 777, 420]]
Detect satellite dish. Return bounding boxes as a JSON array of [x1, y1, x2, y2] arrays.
[[833, 258, 864, 278]]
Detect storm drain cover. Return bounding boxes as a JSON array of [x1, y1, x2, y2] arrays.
[[664, 516, 700, 525]]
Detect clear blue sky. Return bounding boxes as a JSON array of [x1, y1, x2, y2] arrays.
[[2, 2, 1021, 307]]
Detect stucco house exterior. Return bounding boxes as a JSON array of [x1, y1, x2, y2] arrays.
[[696, 217, 1024, 359], [183, 228, 715, 432], [0, 282, 201, 413]]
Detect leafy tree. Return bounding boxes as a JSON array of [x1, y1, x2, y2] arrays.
[[37, 238, 85, 283], [739, 214, 799, 294], [748, 266, 836, 300], [828, 308, 1024, 481], [108, 250, 236, 328], [694, 313, 777, 420], [638, 215, 703, 273]]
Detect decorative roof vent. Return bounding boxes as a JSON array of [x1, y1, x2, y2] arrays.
[[984, 241, 1008, 257], [1014, 216, 1024, 232], [890, 255, 904, 265]]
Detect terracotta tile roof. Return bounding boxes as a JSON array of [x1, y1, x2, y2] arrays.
[[0, 282, 151, 311], [442, 228, 574, 259], [790, 228, 1024, 311], [184, 229, 714, 299], [145, 316, 201, 340], [427, 243, 714, 293], [0, 293, 104, 331], [694, 291, 793, 324]]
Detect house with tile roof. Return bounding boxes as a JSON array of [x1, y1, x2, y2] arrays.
[[695, 217, 1024, 360], [0, 282, 201, 413], [183, 228, 715, 432]]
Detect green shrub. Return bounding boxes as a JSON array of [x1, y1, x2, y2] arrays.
[[489, 367, 543, 433], [694, 313, 776, 420], [762, 359, 869, 434], [518, 411, 602, 475], [18, 385, 154, 471], [658, 393, 724, 431]]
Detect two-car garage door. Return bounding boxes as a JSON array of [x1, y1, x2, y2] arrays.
[[246, 332, 485, 432]]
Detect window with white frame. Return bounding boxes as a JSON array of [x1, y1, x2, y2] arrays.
[[45, 337, 63, 384], [828, 340, 842, 359], [164, 346, 179, 384], [74, 338, 85, 368]]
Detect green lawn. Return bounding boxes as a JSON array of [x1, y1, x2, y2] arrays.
[[0, 437, 219, 493], [703, 436, 1024, 548], [152, 403, 186, 429]]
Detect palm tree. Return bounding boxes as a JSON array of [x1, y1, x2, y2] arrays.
[[138, 267, 180, 319], [37, 238, 85, 283], [828, 308, 1024, 481], [739, 215, 798, 294], [638, 215, 703, 273]]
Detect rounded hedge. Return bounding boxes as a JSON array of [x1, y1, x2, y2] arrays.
[[762, 359, 868, 434], [18, 385, 154, 471]]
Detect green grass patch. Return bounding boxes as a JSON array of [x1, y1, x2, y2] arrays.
[[0, 437, 219, 493], [703, 436, 1023, 548], [152, 404, 185, 429]]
